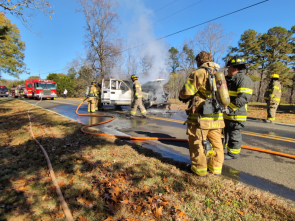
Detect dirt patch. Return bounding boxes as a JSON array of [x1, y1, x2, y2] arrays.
[[0, 99, 295, 220]]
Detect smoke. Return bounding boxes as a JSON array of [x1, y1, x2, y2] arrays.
[[122, 0, 170, 84]]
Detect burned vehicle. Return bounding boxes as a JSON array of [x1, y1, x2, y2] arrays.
[[101, 78, 170, 109]]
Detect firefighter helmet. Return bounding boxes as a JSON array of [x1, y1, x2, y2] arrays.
[[91, 80, 96, 85], [271, 74, 279, 79], [131, 75, 138, 80], [226, 56, 247, 67]]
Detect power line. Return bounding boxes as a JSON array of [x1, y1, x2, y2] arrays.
[[120, 0, 269, 53]]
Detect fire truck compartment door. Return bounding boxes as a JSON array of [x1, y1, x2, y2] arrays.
[[101, 79, 111, 104], [109, 80, 132, 105]]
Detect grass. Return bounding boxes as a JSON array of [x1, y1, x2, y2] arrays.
[[169, 99, 295, 124], [0, 100, 295, 220]]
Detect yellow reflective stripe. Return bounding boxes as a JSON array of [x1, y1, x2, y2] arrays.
[[268, 117, 275, 121], [264, 97, 269, 100], [135, 85, 140, 87], [267, 89, 272, 92], [135, 93, 139, 95], [273, 86, 280, 90], [141, 110, 146, 114], [223, 114, 247, 121], [273, 98, 280, 101], [185, 80, 197, 95], [191, 167, 207, 175], [199, 89, 212, 98], [269, 94, 274, 98], [227, 147, 241, 154], [228, 103, 239, 111], [188, 113, 223, 120], [237, 87, 253, 95], [137, 95, 142, 98], [245, 104, 248, 112], [208, 165, 222, 174], [279, 89, 281, 92], [229, 90, 238, 97], [130, 111, 136, 115]]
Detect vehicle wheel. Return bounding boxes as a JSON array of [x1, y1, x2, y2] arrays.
[[114, 105, 122, 110], [51, 98, 54, 100]]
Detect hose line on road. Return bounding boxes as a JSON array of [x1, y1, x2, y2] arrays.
[[77, 98, 295, 160], [27, 97, 74, 221]]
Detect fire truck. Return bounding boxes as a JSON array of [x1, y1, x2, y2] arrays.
[[24, 80, 33, 98], [0, 86, 9, 97], [31, 79, 57, 100], [11, 84, 26, 98]]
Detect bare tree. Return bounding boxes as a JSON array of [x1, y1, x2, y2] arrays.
[[194, 22, 234, 64], [0, 0, 53, 29], [77, 0, 122, 80]]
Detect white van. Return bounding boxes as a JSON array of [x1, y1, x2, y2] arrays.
[[101, 78, 170, 109]]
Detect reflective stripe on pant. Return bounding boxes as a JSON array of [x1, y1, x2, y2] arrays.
[[130, 98, 146, 116], [224, 119, 244, 157], [88, 99, 96, 112], [266, 100, 278, 121], [187, 124, 224, 175]]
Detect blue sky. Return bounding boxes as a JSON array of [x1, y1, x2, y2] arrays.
[[2, 0, 294, 80]]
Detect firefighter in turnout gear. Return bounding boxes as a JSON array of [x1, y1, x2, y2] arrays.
[[179, 51, 225, 176], [96, 83, 102, 111], [19, 88, 25, 99], [264, 74, 281, 123], [224, 56, 254, 160], [127, 75, 147, 118], [87, 80, 98, 113]]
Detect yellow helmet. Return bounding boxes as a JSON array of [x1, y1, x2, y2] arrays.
[[271, 74, 279, 79], [131, 75, 138, 80]]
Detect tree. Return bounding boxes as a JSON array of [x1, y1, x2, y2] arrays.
[[46, 73, 74, 97], [77, 0, 122, 80], [168, 47, 179, 73], [0, 0, 53, 29], [26, 76, 40, 80], [179, 44, 195, 71], [0, 13, 27, 78], [194, 22, 234, 63]]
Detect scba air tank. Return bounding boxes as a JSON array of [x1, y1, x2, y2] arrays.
[[215, 72, 230, 107]]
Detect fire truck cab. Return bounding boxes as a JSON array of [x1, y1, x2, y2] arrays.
[[25, 80, 33, 98], [32, 79, 57, 100]]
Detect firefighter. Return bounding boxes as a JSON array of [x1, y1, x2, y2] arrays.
[[179, 51, 224, 176], [127, 75, 147, 118], [224, 56, 254, 160], [96, 82, 103, 110], [87, 80, 98, 113], [264, 74, 281, 123], [19, 88, 25, 100]]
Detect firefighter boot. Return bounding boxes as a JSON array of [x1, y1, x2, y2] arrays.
[[126, 114, 134, 119], [224, 153, 235, 160]]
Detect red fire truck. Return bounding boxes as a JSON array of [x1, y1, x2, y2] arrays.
[[11, 84, 26, 98], [24, 80, 33, 98], [31, 79, 57, 100]]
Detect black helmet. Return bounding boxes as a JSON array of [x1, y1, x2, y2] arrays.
[[226, 56, 247, 67]]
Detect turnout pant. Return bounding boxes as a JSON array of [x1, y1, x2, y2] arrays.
[[88, 98, 96, 113], [266, 100, 279, 121], [187, 124, 224, 176], [224, 119, 245, 158], [130, 98, 146, 116]]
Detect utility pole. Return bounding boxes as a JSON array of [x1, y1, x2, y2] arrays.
[[39, 67, 41, 79]]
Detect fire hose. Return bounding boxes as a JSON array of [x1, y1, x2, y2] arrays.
[[27, 97, 74, 221], [77, 98, 295, 160]]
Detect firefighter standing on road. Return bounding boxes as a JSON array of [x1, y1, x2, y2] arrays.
[[19, 88, 25, 100], [224, 56, 254, 160], [264, 74, 281, 123], [179, 51, 224, 176], [87, 80, 98, 113], [127, 75, 147, 118]]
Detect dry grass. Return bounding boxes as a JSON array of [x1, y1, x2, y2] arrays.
[[1, 100, 295, 221]]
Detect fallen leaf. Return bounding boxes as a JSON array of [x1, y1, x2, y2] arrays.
[[237, 210, 244, 216], [154, 206, 163, 218], [56, 213, 64, 218], [78, 216, 88, 221]]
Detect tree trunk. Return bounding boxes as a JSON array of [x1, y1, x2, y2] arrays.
[[290, 77, 295, 104], [256, 70, 264, 102]]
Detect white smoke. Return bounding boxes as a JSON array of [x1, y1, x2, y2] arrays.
[[122, 0, 170, 84]]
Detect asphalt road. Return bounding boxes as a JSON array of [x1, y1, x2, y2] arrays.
[[2, 97, 295, 201]]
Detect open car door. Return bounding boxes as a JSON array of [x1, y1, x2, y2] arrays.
[[109, 79, 132, 106], [101, 79, 111, 104]]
